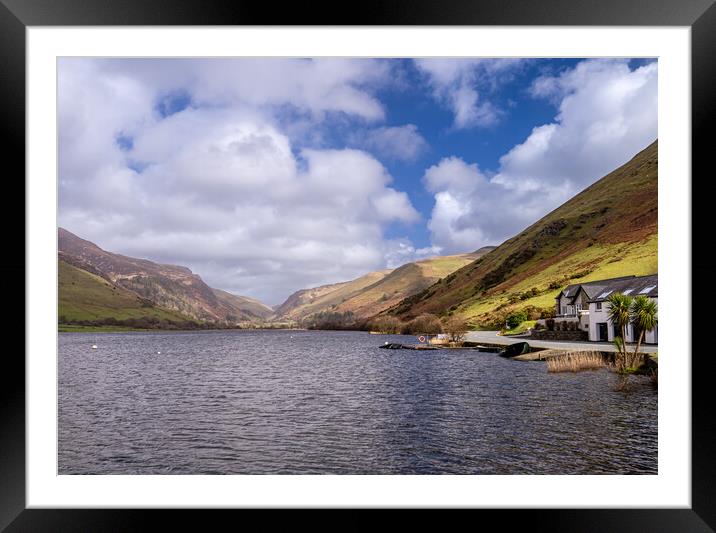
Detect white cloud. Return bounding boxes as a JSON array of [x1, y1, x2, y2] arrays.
[[424, 59, 658, 254], [423, 157, 503, 253], [496, 59, 658, 190], [58, 58, 420, 304], [414, 59, 524, 129], [84, 57, 391, 122]]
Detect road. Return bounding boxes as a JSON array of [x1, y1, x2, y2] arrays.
[[465, 330, 658, 353]]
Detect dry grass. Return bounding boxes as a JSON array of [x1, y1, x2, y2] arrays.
[[547, 351, 606, 373], [649, 368, 658, 387]]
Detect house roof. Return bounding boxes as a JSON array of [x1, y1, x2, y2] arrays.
[[555, 274, 658, 303]]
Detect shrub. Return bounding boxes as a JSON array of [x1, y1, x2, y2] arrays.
[[442, 316, 469, 342], [506, 310, 528, 330], [546, 318, 555, 331], [569, 270, 592, 279], [523, 305, 542, 321], [541, 308, 556, 319]]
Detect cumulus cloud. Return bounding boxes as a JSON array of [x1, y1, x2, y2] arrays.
[[424, 59, 658, 254], [58, 58, 419, 304], [414, 58, 524, 129], [85, 57, 392, 122]]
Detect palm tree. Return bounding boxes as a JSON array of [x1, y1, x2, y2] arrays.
[[630, 295, 658, 366], [607, 292, 633, 367]]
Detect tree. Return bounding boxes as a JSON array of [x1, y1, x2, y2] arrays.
[[369, 315, 403, 334], [402, 314, 443, 335], [607, 292, 633, 368], [630, 296, 657, 366], [443, 316, 469, 343]]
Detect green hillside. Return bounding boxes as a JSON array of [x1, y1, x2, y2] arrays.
[[388, 140, 658, 328], [58, 259, 194, 324]]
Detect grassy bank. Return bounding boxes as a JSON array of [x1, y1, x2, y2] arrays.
[[501, 320, 536, 336]]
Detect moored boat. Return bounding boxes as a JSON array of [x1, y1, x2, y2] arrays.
[[500, 341, 531, 358]]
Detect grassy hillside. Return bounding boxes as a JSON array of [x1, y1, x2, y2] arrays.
[[58, 259, 194, 323], [388, 140, 658, 328], [276, 249, 494, 322]]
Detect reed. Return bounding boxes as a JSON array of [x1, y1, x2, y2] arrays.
[[649, 367, 658, 387], [547, 351, 606, 373]]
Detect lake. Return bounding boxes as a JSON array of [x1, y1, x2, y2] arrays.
[[58, 329, 657, 474]]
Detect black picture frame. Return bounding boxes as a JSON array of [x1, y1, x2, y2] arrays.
[[2, 0, 712, 529]]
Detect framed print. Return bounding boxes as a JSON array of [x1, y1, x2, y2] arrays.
[[3, 0, 714, 529]]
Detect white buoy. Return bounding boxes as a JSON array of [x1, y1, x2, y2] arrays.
[[91, 345, 98, 349], [384, 341, 388, 345], [157, 351, 161, 354]]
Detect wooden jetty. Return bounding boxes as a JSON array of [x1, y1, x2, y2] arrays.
[[379, 343, 437, 350]]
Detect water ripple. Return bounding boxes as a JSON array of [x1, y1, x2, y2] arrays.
[[59, 330, 657, 474]]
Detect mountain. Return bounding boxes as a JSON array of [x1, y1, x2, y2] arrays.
[[387, 140, 658, 328], [274, 270, 390, 320], [59, 259, 195, 324], [58, 228, 274, 323], [276, 248, 495, 322], [211, 288, 276, 321]]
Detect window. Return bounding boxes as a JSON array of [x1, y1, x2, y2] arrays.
[[597, 290, 613, 299], [622, 289, 633, 295], [639, 285, 657, 294], [596, 302, 602, 311]]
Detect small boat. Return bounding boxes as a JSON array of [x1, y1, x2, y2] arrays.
[[476, 345, 502, 353], [500, 341, 531, 358]]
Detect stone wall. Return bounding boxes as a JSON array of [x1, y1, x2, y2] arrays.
[[530, 330, 589, 341]]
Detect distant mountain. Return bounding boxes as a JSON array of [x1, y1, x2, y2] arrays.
[[387, 140, 658, 328], [211, 288, 276, 321], [58, 228, 274, 323], [275, 248, 495, 322]]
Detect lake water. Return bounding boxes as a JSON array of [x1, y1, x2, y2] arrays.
[[58, 330, 657, 474]]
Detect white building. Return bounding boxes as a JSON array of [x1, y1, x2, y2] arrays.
[[554, 274, 658, 344]]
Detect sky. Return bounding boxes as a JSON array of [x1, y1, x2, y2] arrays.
[[58, 58, 657, 305]]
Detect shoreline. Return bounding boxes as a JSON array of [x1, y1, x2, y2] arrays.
[[58, 324, 308, 333]]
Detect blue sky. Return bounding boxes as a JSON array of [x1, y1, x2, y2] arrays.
[[58, 58, 657, 303]]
